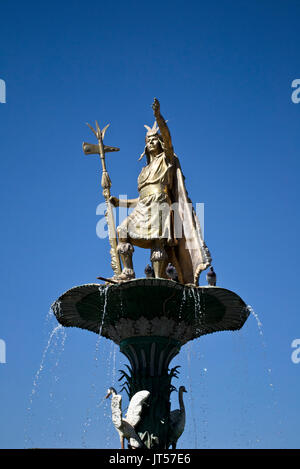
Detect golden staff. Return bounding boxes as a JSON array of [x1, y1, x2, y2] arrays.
[[82, 121, 122, 276]]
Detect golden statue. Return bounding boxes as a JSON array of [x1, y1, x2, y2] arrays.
[[108, 99, 212, 285]]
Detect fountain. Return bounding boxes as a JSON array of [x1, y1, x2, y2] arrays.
[[51, 99, 249, 449]]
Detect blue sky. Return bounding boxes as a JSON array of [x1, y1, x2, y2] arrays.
[[0, 0, 300, 449]]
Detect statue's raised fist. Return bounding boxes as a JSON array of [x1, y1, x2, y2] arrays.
[[152, 98, 160, 115]]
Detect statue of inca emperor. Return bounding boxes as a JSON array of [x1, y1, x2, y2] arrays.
[[109, 98, 212, 285]]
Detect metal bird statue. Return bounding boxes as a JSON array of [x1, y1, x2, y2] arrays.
[[105, 387, 150, 449], [206, 266, 217, 286], [168, 385, 187, 449]]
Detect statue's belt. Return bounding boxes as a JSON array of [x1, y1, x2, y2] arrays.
[[139, 185, 169, 201]]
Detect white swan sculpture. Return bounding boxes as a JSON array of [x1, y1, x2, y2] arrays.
[[168, 385, 187, 449], [105, 387, 150, 449]]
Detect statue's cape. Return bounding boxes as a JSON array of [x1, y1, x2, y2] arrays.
[[170, 157, 212, 285]]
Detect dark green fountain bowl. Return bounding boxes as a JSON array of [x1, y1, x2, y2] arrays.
[[51, 278, 249, 345]]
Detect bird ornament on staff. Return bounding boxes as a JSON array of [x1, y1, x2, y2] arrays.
[[82, 121, 122, 277]]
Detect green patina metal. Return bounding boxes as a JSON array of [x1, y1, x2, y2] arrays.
[[75, 281, 226, 331], [119, 336, 181, 449]]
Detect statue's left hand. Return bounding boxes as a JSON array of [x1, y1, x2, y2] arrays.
[[152, 98, 160, 116], [109, 196, 120, 207]]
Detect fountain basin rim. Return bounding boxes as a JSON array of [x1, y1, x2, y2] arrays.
[[51, 277, 246, 301], [51, 278, 249, 345]]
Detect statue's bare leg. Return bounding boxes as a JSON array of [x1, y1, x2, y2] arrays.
[[151, 240, 168, 279]]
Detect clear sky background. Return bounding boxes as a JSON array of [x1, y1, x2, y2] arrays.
[[0, 0, 299, 449]]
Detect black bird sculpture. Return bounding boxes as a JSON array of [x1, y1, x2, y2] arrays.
[[206, 266, 217, 286]]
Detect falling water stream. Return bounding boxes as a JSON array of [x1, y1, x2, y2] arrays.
[[25, 318, 67, 448], [181, 295, 278, 449], [179, 287, 187, 320], [247, 305, 263, 338], [29, 324, 63, 403], [183, 287, 209, 449], [247, 305, 273, 390], [94, 285, 109, 358], [228, 304, 281, 448], [25, 286, 113, 448], [81, 285, 109, 447], [185, 342, 199, 449], [247, 304, 284, 445]]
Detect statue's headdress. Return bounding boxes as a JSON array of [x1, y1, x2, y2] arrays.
[[144, 121, 159, 137], [138, 121, 164, 161]]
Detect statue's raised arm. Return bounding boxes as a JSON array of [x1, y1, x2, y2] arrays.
[[152, 98, 174, 160]]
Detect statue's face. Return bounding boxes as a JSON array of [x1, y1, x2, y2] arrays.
[[146, 134, 160, 155]]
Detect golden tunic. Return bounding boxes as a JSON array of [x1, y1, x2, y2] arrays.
[[117, 151, 211, 284], [117, 152, 174, 247]]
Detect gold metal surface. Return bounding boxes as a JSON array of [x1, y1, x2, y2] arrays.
[[139, 184, 168, 200], [83, 122, 122, 276]]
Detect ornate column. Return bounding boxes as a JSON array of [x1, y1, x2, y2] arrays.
[[120, 336, 181, 449]]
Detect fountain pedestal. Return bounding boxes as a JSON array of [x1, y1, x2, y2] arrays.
[[52, 278, 249, 448], [120, 336, 181, 449]]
